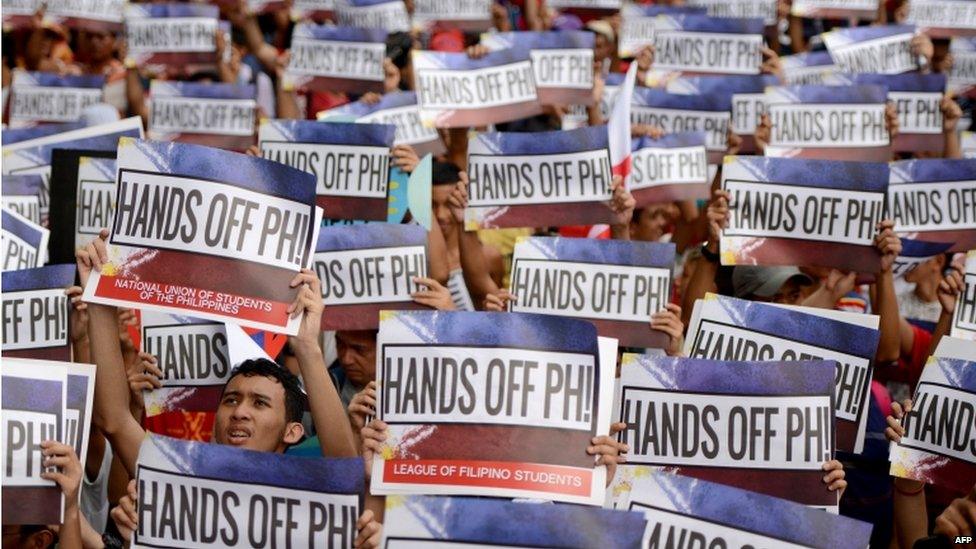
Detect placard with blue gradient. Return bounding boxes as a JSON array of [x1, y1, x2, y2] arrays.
[[1, 209, 49, 272], [823, 24, 917, 74], [780, 50, 839, 85], [847, 73, 947, 153], [2, 174, 44, 224], [685, 293, 881, 454], [631, 88, 731, 162], [721, 156, 889, 272], [133, 434, 363, 549], [2, 263, 75, 361], [481, 31, 596, 105], [148, 81, 256, 151], [647, 15, 765, 79], [413, 0, 492, 31], [888, 158, 976, 252], [630, 131, 709, 204], [9, 71, 105, 128], [334, 0, 411, 33], [616, 355, 837, 508], [668, 74, 779, 151], [951, 250, 976, 340], [320, 91, 446, 156], [285, 24, 388, 94], [124, 3, 219, 69], [372, 310, 615, 505], [791, 0, 879, 20], [906, 0, 976, 39]]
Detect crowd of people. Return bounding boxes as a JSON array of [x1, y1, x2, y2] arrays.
[[2, 0, 976, 547]]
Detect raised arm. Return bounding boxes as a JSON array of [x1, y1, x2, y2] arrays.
[[873, 220, 903, 364], [77, 230, 145, 477], [288, 269, 358, 458]]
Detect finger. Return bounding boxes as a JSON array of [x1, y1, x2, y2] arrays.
[[587, 443, 621, 457]]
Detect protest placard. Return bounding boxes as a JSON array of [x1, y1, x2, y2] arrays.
[[629, 132, 710, 204], [481, 31, 595, 106], [765, 84, 890, 162], [791, 0, 879, 19], [509, 237, 674, 347], [546, 0, 622, 12], [951, 250, 976, 340], [259, 119, 395, 220], [935, 335, 976, 361], [284, 25, 387, 94], [46, 149, 116, 265], [319, 91, 446, 156], [292, 0, 336, 20], [890, 356, 976, 493], [2, 117, 144, 223], [140, 311, 275, 442], [1, 358, 65, 525], [371, 310, 615, 505], [125, 3, 218, 69], [2, 174, 44, 225], [632, 88, 731, 163], [668, 74, 778, 152], [685, 293, 881, 454], [721, 156, 888, 272], [888, 159, 976, 251], [646, 15, 765, 78], [907, 0, 976, 38], [465, 125, 614, 229], [413, 47, 542, 128], [891, 239, 955, 279], [687, 0, 778, 26], [413, 0, 492, 31], [382, 495, 647, 548], [9, 71, 105, 128], [148, 81, 257, 150], [823, 25, 917, 74], [2, 209, 48, 272], [846, 73, 946, 153], [2, 264, 74, 361], [609, 468, 874, 546], [334, 0, 410, 32], [2, 0, 126, 32], [1, 122, 85, 146], [780, 50, 839, 85], [83, 138, 321, 334], [314, 223, 428, 330], [950, 38, 976, 96], [133, 434, 363, 548], [616, 354, 836, 507]]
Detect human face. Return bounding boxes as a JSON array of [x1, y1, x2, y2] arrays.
[[753, 278, 805, 305], [630, 204, 675, 242], [213, 374, 301, 452], [87, 30, 116, 63], [594, 34, 612, 63], [336, 330, 377, 387], [432, 184, 457, 240]]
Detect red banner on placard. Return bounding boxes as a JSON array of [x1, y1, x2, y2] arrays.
[[383, 459, 592, 497]]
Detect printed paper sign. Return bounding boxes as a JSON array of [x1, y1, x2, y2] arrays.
[[950, 38, 976, 96], [1, 117, 144, 223], [413, 47, 542, 128], [616, 355, 836, 507], [509, 237, 674, 347], [285, 25, 387, 94], [9, 71, 105, 128], [334, 0, 410, 32], [610, 469, 873, 547], [935, 335, 976, 361], [546, 0, 622, 11], [765, 84, 890, 162], [314, 223, 428, 330], [891, 239, 954, 279], [888, 158, 976, 251], [382, 495, 647, 547], [2, 174, 44, 225], [62, 362, 96, 478], [907, 0, 976, 38], [685, 294, 880, 454], [629, 132, 710, 204], [1, 122, 85, 147], [371, 310, 615, 505], [721, 156, 888, 272], [83, 138, 320, 334], [259, 119, 395, 220], [890, 357, 976, 493], [1, 209, 48, 271], [481, 31, 596, 106], [688, 0, 778, 25], [292, 0, 336, 20], [823, 25, 917, 74], [2, 264, 74, 361], [46, 150, 116, 265], [125, 3, 218, 69], [133, 434, 363, 548], [849, 73, 946, 153], [465, 125, 613, 229], [791, 0, 879, 19], [668, 74, 779, 152], [149, 81, 257, 150], [1, 358, 65, 525], [632, 88, 731, 163], [781, 50, 839, 85], [320, 91, 446, 156], [3, 0, 126, 32], [951, 250, 976, 340], [413, 0, 492, 31], [647, 15, 765, 77]]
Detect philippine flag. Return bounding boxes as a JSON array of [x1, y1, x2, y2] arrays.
[[608, 62, 638, 183]]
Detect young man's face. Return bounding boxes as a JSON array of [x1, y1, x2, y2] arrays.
[[630, 204, 676, 242], [336, 330, 377, 388], [432, 184, 458, 240], [212, 374, 302, 453]]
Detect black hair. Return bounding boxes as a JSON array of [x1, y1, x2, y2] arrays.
[[385, 32, 412, 69], [432, 161, 462, 186], [224, 359, 306, 424]]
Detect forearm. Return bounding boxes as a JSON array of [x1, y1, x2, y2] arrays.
[[79, 510, 107, 549], [241, 15, 279, 73], [365, 493, 385, 524], [427, 223, 450, 285], [59, 505, 85, 549], [610, 223, 629, 240], [892, 478, 928, 549], [458, 228, 500, 308], [681, 259, 717, 326], [801, 285, 839, 309], [874, 271, 901, 363], [125, 68, 148, 122], [276, 85, 301, 120], [293, 341, 358, 458], [446, 128, 469, 170], [944, 129, 962, 159], [926, 309, 953, 356], [72, 337, 91, 364]]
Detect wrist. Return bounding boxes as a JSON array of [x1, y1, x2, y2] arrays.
[[291, 338, 321, 358], [700, 243, 720, 263]]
